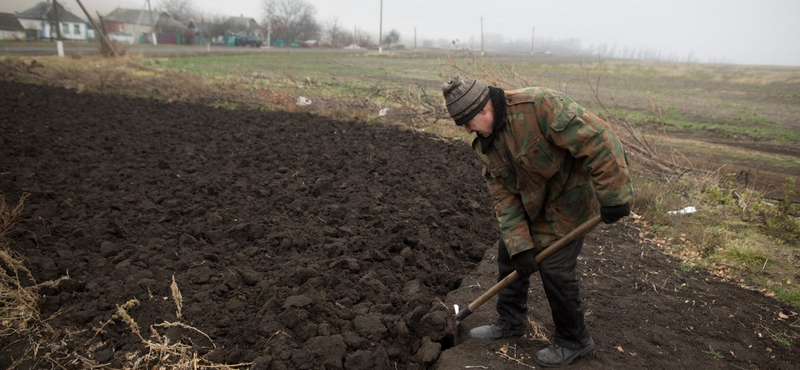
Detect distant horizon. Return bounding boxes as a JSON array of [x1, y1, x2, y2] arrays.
[[4, 0, 800, 67]]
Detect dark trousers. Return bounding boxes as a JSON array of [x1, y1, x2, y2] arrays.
[[496, 237, 591, 349]]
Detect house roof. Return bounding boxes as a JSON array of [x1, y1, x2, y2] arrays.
[[16, 1, 85, 23], [155, 15, 189, 32], [104, 8, 163, 27], [0, 12, 25, 32], [227, 16, 258, 29]]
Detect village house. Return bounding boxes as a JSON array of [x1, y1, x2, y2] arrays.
[[223, 16, 262, 45], [226, 16, 260, 37], [0, 12, 25, 40], [16, 1, 91, 41], [104, 7, 191, 45]]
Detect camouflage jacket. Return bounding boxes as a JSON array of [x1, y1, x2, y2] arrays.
[[473, 87, 634, 256]]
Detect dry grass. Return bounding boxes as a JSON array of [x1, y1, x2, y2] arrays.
[[89, 296, 244, 370], [1, 193, 40, 344], [0, 193, 27, 239], [1, 192, 247, 369], [111, 280, 250, 370], [171, 275, 183, 320], [0, 193, 76, 369], [494, 344, 536, 368], [526, 317, 551, 343]]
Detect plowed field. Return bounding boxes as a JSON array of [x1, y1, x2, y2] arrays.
[[1, 82, 797, 369]]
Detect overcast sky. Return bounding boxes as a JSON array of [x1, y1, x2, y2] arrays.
[[4, 0, 799, 66]]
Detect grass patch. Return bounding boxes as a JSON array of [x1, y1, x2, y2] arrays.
[[702, 345, 724, 359], [770, 332, 793, 348], [665, 118, 798, 142], [611, 107, 798, 142], [716, 237, 769, 269], [635, 173, 800, 308], [765, 280, 800, 308], [663, 137, 800, 169], [149, 53, 448, 85]]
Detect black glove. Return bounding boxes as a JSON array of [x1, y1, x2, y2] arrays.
[[511, 248, 539, 278], [601, 203, 631, 224]]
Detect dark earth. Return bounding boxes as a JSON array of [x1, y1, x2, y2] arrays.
[[1, 81, 798, 369]]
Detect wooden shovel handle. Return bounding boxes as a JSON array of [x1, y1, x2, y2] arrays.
[[458, 215, 602, 320]]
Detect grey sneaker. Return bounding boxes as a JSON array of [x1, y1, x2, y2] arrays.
[[468, 323, 525, 340], [533, 337, 595, 368]]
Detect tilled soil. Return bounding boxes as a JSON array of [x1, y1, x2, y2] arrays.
[[1, 82, 798, 369], [438, 223, 800, 369]]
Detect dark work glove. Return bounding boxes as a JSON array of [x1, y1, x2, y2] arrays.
[[511, 248, 539, 278], [601, 203, 631, 224]]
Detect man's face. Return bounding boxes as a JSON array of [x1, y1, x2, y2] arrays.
[[463, 104, 494, 137]]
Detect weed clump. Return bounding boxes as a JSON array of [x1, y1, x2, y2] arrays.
[[761, 178, 800, 242], [634, 173, 800, 308]]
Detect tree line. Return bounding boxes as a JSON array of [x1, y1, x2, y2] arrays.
[[159, 0, 401, 47], [162, 0, 701, 61]]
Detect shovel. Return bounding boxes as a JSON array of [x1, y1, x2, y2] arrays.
[[454, 214, 602, 322]]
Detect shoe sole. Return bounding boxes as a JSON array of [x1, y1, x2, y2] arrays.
[[468, 332, 525, 340], [533, 342, 595, 368], [468, 326, 525, 340]]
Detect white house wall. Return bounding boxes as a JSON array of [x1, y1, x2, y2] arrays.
[[18, 18, 89, 40], [0, 30, 25, 40], [108, 33, 134, 44], [127, 24, 154, 35], [19, 19, 42, 33], [58, 22, 87, 40]]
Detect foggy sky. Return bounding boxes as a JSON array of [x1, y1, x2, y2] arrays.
[[4, 0, 799, 66]]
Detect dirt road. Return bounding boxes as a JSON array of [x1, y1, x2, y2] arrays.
[[1, 82, 797, 369]]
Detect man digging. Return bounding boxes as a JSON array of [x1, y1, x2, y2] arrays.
[[442, 75, 634, 367]]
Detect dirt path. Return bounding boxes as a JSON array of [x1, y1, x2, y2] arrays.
[[1, 82, 798, 369]]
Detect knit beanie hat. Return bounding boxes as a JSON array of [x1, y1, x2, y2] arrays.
[[441, 75, 490, 126]]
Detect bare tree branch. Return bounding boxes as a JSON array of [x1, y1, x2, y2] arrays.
[[261, 0, 320, 43], [158, 0, 197, 22]]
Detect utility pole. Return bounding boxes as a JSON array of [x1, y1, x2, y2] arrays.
[[378, 0, 383, 53], [414, 26, 416, 51], [75, 0, 118, 56], [147, 0, 156, 45], [480, 16, 484, 55], [134, 0, 147, 44], [531, 26, 535, 55], [52, 0, 62, 40]]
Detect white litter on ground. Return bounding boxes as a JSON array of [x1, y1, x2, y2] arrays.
[[296, 96, 312, 106], [667, 206, 697, 215]]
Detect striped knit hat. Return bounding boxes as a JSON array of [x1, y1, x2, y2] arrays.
[[441, 75, 490, 126]]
